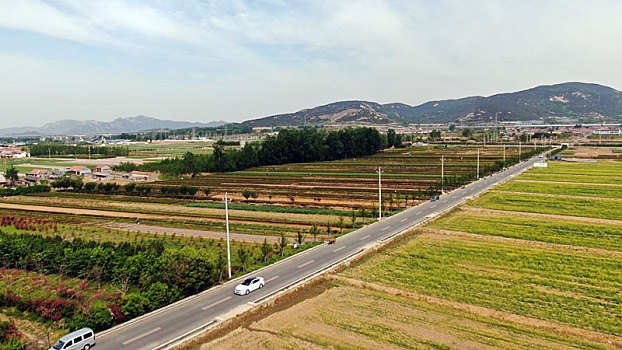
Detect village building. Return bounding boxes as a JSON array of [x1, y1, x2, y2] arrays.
[[129, 171, 157, 181], [0, 148, 28, 158], [66, 166, 92, 176], [25, 169, 50, 182], [95, 165, 112, 173], [0, 175, 6, 187]]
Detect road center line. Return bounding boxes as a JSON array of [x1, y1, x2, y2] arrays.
[[201, 296, 233, 311], [381, 226, 391, 231], [332, 246, 346, 253], [399, 217, 409, 223], [122, 327, 161, 345], [297, 260, 315, 269], [430, 204, 437, 208], [265, 275, 280, 283], [360, 234, 371, 240]]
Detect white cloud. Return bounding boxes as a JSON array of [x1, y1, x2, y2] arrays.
[[0, 0, 621, 127]]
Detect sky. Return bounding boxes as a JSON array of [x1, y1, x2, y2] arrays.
[[1, 0, 621, 128]]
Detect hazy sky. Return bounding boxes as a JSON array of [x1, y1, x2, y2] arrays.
[[1, 0, 621, 128]]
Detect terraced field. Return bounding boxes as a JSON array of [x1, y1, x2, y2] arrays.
[[195, 157, 622, 349], [5, 146, 519, 241]]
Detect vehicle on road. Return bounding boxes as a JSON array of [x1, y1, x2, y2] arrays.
[[50, 327, 95, 350], [327, 237, 336, 245], [431, 196, 439, 202], [234, 277, 264, 295]]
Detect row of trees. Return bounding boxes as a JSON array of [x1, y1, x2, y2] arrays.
[[0, 232, 220, 330], [51, 176, 207, 198], [123, 127, 384, 176], [28, 143, 129, 157]]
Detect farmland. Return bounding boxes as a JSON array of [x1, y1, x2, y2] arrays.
[[518, 172, 622, 185], [193, 157, 622, 349], [470, 191, 622, 220], [429, 209, 622, 251], [494, 180, 622, 199], [1, 144, 531, 342], [1, 145, 521, 240]]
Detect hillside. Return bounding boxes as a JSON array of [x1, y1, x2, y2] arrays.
[[0, 116, 227, 136], [243, 82, 622, 127]]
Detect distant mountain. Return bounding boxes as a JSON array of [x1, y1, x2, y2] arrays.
[[0, 116, 227, 136], [244, 82, 622, 127]]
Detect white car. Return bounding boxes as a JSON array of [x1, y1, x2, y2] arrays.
[[234, 277, 264, 295]]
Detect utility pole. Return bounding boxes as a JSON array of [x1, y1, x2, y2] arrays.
[[477, 148, 486, 180], [519, 140, 522, 161], [503, 144, 506, 162], [377, 167, 383, 220], [441, 156, 445, 193], [224, 192, 232, 279]]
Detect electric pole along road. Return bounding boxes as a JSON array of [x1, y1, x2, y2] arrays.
[[95, 153, 548, 350]]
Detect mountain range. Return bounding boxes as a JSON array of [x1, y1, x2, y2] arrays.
[[0, 116, 227, 136], [2, 82, 620, 136], [243, 82, 622, 127]]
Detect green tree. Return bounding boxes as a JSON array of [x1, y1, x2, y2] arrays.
[[360, 207, 366, 224], [386, 129, 396, 148], [125, 182, 136, 194], [296, 230, 305, 247], [351, 210, 357, 229], [462, 128, 474, 139], [216, 250, 227, 281], [261, 239, 271, 262], [121, 293, 149, 319], [237, 248, 249, 272], [337, 215, 345, 234], [310, 224, 319, 243], [242, 189, 251, 200], [89, 305, 114, 331], [370, 206, 378, 219], [4, 166, 18, 183], [279, 233, 288, 257]]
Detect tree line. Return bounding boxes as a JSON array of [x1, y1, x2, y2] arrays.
[[28, 143, 129, 157], [118, 127, 384, 176]]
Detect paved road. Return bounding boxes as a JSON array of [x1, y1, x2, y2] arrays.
[[95, 155, 547, 350]]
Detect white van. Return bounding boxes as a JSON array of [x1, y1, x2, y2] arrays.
[[50, 328, 95, 350]]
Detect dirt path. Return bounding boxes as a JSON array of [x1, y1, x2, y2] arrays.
[[0, 202, 311, 230], [461, 206, 622, 225], [514, 179, 622, 187], [419, 227, 622, 256], [490, 190, 622, 201], [1, 195, 333, 225], [100, 222, 309, 244], [330, 275, 622, 348]]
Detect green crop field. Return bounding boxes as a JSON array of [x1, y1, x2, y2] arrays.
[[495, 180, 622, 199], [470, 192, 622, 220], [528, 161, 622, 176], [430, 210, 622, 251], [518, 173, 622, 185], [341, 234, 622, 335]]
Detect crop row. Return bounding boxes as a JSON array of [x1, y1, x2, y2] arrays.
[[494, 180, 622, 199], [469, 192, 622, 220], [528, 161, 622, 176], [342, 234, 622, 335], [429, 209, 622, 251]]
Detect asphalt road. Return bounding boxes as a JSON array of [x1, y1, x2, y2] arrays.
[[94, 154, 546, 350]]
